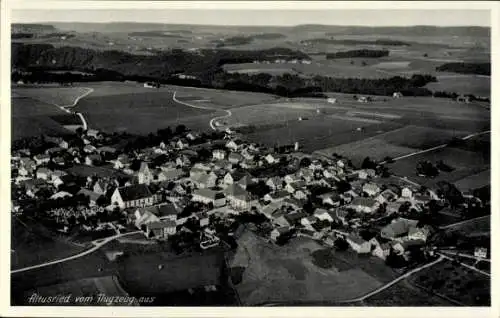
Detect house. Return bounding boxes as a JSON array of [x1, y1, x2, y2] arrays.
[[285, 180, 306, 194], [236, 174, 255, 190], [266, 177, 283, 191], [335, 209, 350, 226], [240, 159, 256, 169], [300, 216, 317, 227], [52, 156, 65, 166], [93, 180, 110, 195], [357, 96, 370, 103], [34, 154, 50, 165], [225, 140, 241, 151], [319, 192, 340, 207], [138, 162, 154, 185], [380, 218, 419, 240], [327, 97, 337, 104], [271, 227, 290, 241], [261, 202, 282, 219], [87, 129, 102, 139], [175, 155, 191, 167], [222, 172, 235, 185], [349, 197, 379, 213], [407, 226, 431, 242], [156, 203, 180, 221], [401, 187, 413, 199], [50, 191, 73, 200], [19, 158, 36, 176], [196, 212, 210, 227], [393, 92, 403, 98], [59, 140, 69, 149], [241, 148, 255, 161], [111, 184, 155, 209], [146, 220, 177, 240], [386, 201, 403, 214], [362, 183, 381, 196], [157, 168, 184, 183], [456, 95, 471, 104], [36, 167, 51, 180], [192, 189, 226, 207], [263, 190, 289, 203], [376, 189, 398, 204], [228, 153, 243, 164], [83, 145, 97, 154], [224, 184, 252, 210], [176, 139, 189, 149], [191, 171, 217, 189], [186, 132, 199, 141], [372, 243, 392, 260], [113, 155, 131, 169], [98, 146, 117, 155], [212, 149, 226, 160], [392, 240, 425, 255], [346, 234, 371, 253], [314, 208, 334, 222], [474, 247, 488, 259], [77, 188, 102, 206], [264, 154, 278, 164], [293, 189, 308, 200], [85, 154, 102, 166], [413, 194, 431, 205]]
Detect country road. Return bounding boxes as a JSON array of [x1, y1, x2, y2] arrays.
[[11, 230, 141, 274], [379, 130, 491, 165], [338, 255, 445, 303], [436, 252, 490, 277], [172, 91, 232, 130]]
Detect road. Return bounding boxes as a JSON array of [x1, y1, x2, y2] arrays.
[[172, 91, 232, 130], [439, 215, 490, 230], [379, 130, 491, 165], [438, 250, 491, 263], [11, 230, 141, 274]]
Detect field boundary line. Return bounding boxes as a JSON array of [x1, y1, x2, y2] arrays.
[[439, 215, 490, 230]]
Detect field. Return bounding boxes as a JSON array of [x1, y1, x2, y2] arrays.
[[453, 170, 490, 193], [229, 229, 397, 305], [409, 260, 490, 306], [11, 217, 87, 270], [12, 85, 92, 107], [426, 75, 491, 97]]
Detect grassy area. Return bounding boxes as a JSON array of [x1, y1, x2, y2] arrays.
[[378, 125, 471, 149], [75, 90, 215, 134], [230, 230, 384, 305], [453, 169, 490, 193], [11, 217, 87, 270], [12, 86, 91, 107], [409, 260, 490, 306], [387, 146, 490, 188]]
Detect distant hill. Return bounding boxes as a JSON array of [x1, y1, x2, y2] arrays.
[[12, 23, 57, 33]]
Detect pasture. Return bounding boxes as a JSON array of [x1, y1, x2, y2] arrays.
[[454, 170, 490, 193], [12, 86, 91, 107], [230, 230, 386, 305]]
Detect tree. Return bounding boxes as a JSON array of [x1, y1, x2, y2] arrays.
[[175, 125, 187, 135], [334, 237, 349, 251], [299, 157, 312, 168], [361, 157, 377, 170]]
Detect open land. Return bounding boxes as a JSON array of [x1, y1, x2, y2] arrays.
[[408, 260, 490, 306], [229, 229, 397, 305], [11, 217, 88, 271]]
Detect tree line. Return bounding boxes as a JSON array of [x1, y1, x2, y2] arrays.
[[326, 49, 390, 59]]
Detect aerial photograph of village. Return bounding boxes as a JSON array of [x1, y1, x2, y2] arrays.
[[8, 5, 491, 308]]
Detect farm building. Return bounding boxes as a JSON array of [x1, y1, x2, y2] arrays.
[[393, 92, 403, 98], [456, 95, 471, 103], [327, 98, 337, 104]]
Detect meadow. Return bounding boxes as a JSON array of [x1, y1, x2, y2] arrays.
[[230, 230, 391, 305], [425, 75, 491, 97]]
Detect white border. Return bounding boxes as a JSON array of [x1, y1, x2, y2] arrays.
[[1, 1, 498, 317]]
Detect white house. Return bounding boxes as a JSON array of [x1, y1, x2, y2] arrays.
[[212, 149, 226, 160], [362, 183, 381, 196], [313, 208, 334, 222], [264, 154, 278, 164], [192, 189, 226, 207], [349, 197, 379, 214], [346, 235, 371, 253], [401, 187, 413, 199]]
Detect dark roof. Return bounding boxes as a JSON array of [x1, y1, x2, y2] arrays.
[[119, 184, 153, 201]]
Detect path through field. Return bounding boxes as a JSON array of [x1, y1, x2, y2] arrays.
[[172, 91, 232, 130], [11, 231, 141, 274]]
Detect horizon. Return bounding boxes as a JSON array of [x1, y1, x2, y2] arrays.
[[11, 9, 491, 27]]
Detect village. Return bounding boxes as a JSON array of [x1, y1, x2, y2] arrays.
[[11, 123, 489, 270]]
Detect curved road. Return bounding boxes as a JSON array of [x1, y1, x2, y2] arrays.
[[11, 230, 141, 274], [172, 91, 232, 130]]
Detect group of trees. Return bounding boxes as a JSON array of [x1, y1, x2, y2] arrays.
[[326, 49, 390, 59], [436, 62, 491, 76]]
